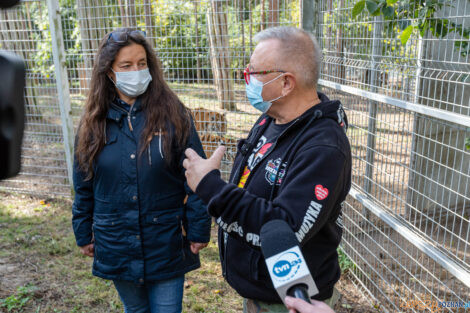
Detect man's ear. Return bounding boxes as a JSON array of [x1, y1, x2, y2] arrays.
[[281, 73, 296, 97]]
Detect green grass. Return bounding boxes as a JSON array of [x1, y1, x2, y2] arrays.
[[338, 247, 356, 274], [0, 192, 242, 313]]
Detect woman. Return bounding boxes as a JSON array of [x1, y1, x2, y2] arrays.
[[72, 28, 211, 313]]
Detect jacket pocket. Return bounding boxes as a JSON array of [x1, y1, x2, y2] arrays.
[[251, 248, 271, 282], [93, 197, 118, 214], [226, 236, 262, 283], [92, 214, 128, 275], [143, 211, 184, 259]]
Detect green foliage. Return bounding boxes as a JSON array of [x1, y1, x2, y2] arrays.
[[337, 247, 356, 273], [352, 0, 470, 56], [465, 137, 470, 151], [25, 0, 81, 80], [154, 1, 210, 81], [0, 284, 37, 312], [400, 24, 414, 44]]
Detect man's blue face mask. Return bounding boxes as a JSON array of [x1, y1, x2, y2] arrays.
[[245, 73, 285, 113]]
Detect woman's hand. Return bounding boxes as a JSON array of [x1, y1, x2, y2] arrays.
[[79, 243, 94, 257], [190, 242, 208, 254]]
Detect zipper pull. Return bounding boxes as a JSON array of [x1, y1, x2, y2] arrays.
[[127, 114, 133, 132]]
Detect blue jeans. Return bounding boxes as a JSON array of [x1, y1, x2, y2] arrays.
[[113, 276, 184, 313]]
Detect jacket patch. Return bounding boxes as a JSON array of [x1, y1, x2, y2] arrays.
[[315, 184, 329, 200], [264, 158, 287, 186], [216, 217, 244, 238], [336, 212, 344, 229]]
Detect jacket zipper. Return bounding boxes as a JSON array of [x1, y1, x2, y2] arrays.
[[242, 118, 300, 187], [127, 102, 135, 132], [222, 117, 300, 279], [110, 102, 134, 132]]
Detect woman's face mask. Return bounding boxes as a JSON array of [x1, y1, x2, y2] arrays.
[[245, 73, 284, 113], [111, 68, 152, 98]]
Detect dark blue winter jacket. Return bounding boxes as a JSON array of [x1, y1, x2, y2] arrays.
[[72, 97, 211, 284], [195, 92, 352, 302]]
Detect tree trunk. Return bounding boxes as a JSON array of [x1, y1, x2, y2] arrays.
[[193, 0, 202, 83], [335, 0, 345, 82], [207, 0, 236, 111], [240, 0, 246, 79], [144, 0, 157, 48], [77, 0, 93, 90], [261, 0, 266, 31], [127, 0, 137, 28], [268, 0, 279, 27], [117, 0, 128, 27]]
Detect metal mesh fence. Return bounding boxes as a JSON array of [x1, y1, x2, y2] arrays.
[[0, 0, 469, 310], [0, 0, 300, 193], [316, 0, 470, 310], [0, 0, 70, 196]]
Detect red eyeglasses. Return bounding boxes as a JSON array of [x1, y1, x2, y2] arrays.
[[243, 65, 286, 85]]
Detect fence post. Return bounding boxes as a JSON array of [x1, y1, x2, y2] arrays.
[[301, 0, 317, 34], [46, 0, 74, 193], [362, 17, 383, 218]]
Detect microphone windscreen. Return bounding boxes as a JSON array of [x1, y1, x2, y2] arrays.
[[0, 0, 20, 9], [260, 219, 298, 259]]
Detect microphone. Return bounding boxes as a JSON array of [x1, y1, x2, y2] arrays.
[[260, 219, 318, 306]]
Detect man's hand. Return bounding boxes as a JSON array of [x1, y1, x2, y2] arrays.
[[79, 243, 94, 257], [285, 296, 335, 313], [190, 242, 208, 254], [182, 146, 225, 192]]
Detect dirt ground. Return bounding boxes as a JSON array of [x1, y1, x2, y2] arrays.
[[0, 191, 377, 313]]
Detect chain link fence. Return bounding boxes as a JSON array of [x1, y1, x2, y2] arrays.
[[1, 0, 469, 311]]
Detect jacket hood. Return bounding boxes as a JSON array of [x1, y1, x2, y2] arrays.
[[251, 92, 348, 137]]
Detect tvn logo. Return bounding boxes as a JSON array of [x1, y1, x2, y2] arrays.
[[272, 251, 302, 280]]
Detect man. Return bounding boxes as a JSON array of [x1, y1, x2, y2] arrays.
[[183, 26, 351, 312]]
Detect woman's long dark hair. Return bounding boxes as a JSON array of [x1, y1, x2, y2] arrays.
[[76, 28, 191, 179]]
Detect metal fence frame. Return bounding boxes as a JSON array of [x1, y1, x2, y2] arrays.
[[310, 0, 470, 310]]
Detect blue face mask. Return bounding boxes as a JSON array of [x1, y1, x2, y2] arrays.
[[111, 68, 152, 98], [245, 74, 285, 113]]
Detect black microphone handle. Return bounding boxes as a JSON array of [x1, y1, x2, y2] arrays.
[[287, 284, 312, 304]]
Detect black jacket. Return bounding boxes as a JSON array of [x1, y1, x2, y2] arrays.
[[196, 93, 352, 302], [72, 98, 211, 283]]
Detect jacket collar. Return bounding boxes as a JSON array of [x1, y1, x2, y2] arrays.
[[106, 97, 143, 122], [255, 91, 348, 133]]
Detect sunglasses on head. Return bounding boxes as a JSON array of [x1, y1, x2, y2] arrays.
[[107, 30, 146, 44], [243, 64, 286, 85]]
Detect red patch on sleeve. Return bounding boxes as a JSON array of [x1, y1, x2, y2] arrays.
[[315, 185, 329, 200], [259, 118, 266, 126]]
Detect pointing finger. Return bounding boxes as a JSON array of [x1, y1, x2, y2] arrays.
[[210, 145, 226, 166], [185, 148, 200, 160], [182, 158, 189, 170]]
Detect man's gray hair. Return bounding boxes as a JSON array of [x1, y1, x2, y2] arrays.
[[253, 26, 322, 88]]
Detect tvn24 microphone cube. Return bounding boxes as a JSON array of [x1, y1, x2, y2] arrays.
[[260, 219, 319, 305]]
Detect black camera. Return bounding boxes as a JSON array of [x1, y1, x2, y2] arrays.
[[0, 0, 25, 180]]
